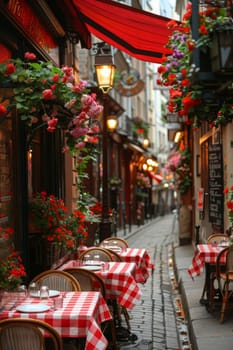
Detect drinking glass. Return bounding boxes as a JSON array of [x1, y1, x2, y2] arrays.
[[17, 285, 28, 302], [40, 286, 50, 300], [83, 254, 91, 265], [93, 254, 101, 265], [28, 282, 38, 297]]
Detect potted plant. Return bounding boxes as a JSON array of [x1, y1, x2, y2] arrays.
[[0, 52, 103, 154], [165, 148, 192, 195], [0, 227, 26, 291], [157, 3, 233, 129]]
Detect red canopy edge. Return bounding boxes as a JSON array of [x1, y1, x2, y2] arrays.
[[71, 0, 172, 63], [149, 173, 163, 183]]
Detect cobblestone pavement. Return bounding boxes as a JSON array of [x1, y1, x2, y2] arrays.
[[117, 214, 183, 350]]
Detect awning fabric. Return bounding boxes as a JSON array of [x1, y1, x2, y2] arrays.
[[149, 173, 163, 183], [71, 0, 172, 63]]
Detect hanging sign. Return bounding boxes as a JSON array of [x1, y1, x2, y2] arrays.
[[116, 69, 145, 97]]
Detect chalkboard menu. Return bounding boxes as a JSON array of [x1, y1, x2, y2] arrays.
[[208, 144, 223, 227]]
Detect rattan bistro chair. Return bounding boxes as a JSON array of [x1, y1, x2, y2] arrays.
[[216, 246, 233, 323], [200, 234, 229, 307], [79, 247, 114, 262], [64, 267, 118, 349], [207, 233, 229, 245], [64, 267, 106, 298], [31, 270, 81, 292], [99, 237, 129, 249], [0, 318, 63, 350]]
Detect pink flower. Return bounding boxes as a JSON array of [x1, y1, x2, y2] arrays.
[[88, 104, 103, 117], [70, 126, 89, 139], [24, 52, 36, 60], [72, 80, 87, 93], [81, 94, 96, 106], [42, 89, 55, 100], [52, 74, 60, 82], [5, 63, 16, 75], [62, 66, 73, 76], [75, 142, 86, 150], [47, 117, 58, 132]]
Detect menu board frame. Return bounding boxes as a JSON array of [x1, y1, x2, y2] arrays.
[[208, 143, 224, 228]]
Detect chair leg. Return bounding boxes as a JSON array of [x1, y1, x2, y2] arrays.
[[220, 282, 229, 323], [109, 320, 119, 350]]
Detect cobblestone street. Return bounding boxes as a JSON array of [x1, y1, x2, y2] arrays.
[[118, 214, 188, 350]]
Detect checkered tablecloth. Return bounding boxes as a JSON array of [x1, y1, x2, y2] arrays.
[[120, 248, 154, 283], [0, 292, 111, 350], [188, 244, 227, 278], [60, 261, 142, 309], [97, 262, 142, 309]]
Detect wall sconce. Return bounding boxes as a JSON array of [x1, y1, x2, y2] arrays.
[[94, 42, 116, 94], [143, 137, 150, 148], [174, 130, 183, 143], [107, 115, 118, 132], [210, 24, 233, 73]]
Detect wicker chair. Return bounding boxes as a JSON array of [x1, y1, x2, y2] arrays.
[[64, 267, 118, 349], [216, 246, 233, 323], [99, 237, 129, 249], [207, 233, 229, 245], [79, 247, 113, 262], [0, 318, 63, 350], [30, 270, 81, 292], [64, 267, 106, 298], [107, 249, 123, 262], [200, 233, 229, 307]]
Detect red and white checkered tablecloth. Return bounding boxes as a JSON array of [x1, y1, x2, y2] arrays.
[[0, 292, 111, 350], [120, 248, 154, 283], [60, 261, 142, 309], [188, 244, 227, 278], [97, 262, 142, 309]]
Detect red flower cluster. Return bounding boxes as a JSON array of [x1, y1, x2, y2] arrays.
[[224, 186, 233, 227], [29, 192, 89, 250], [89, 202, 102, 216], [157, 2, 225, 128], [0, 227, 26, 290]]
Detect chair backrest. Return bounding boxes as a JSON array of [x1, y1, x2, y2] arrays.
[[107, 249, 123, 262], [31, 269, 81, 291], [79, 247, 113, 262], [0, 318, 63, 350], [216, 246, 233, 277], [99, 237, 129, 249], [207, 233, 229, 245], [64, 267, 106, 299]]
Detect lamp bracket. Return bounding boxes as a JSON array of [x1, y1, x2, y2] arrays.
[[90, 42, 112, 56]]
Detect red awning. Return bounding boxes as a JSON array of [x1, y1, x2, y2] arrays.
[[71, 0, 172, 63], [149, 173, 163, 183]]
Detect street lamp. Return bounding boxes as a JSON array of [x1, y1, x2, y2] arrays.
[[94, 42, 116, 241]]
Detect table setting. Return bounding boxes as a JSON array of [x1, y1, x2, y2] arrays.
[[59, 260, 142, 309], [0, 290, 112, 350]]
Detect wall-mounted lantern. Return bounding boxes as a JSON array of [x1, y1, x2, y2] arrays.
[[107, 115, 118, 132], [211, 23, 233, 73], [94, 42, 116, 93]]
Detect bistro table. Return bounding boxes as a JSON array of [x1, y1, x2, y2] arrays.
[[0, 291, 112, 350], [188, 244, 227, 306], [119, 248, 153, 283], [77, 246, 153, 284], [59, 261, 142, 310]]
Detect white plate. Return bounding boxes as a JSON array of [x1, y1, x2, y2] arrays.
[[30, 290, 60, 298], [81, 265, 101, 271], [16, 304, 50, 313]]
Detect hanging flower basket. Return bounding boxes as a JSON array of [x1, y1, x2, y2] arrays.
[[0, 52, 103, 154]]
